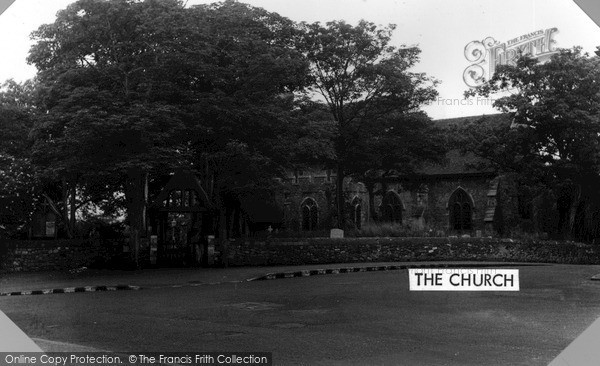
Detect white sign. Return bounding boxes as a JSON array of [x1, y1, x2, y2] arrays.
[[409, 268, 519, 291]]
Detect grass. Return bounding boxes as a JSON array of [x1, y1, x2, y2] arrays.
[[349, 223, 440, 238], [258, 222, 444, 239]]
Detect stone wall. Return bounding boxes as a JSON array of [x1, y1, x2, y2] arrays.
[[226, 237, 600, 266], [0, 239, 125, 272], [4, 236, 599, 272]]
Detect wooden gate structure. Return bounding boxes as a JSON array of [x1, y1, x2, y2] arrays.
[[149, 170, 214, 267]]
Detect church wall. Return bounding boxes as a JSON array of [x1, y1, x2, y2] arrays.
[[373, 175, 496, 235], [278, 181, 336, 231], [495, 174, 522, 236], [277, 170, 369, 232], [273, 169, 523, 237]]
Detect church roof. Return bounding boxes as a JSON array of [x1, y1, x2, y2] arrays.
[[433, 113, 511, 129], [415, 113, 511, 177], [418, 149, 487, 176], [152, 169, 213, 211]]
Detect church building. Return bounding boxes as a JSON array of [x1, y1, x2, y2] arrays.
[[277, 114, 517, 236]]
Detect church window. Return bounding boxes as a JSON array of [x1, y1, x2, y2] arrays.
[[301, 198, 318, 231], [380, 191, 403, 223], [449, 188, 473, 231]]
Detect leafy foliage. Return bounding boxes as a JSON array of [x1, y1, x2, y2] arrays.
[[29, 0, 190, 181], [20, 0, 443, 239], [25, 0, 327, 239], [464, 47, 600, 239], [299, 20, 442, 227], [0, 155, 36, 238], [0, 80, 38, 237]]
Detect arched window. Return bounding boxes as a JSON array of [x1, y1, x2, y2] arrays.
[[449, 188, 473, 232], [380, 191, 403, 223], [301, 198, 318, 231], [352, 197, 362, 229]]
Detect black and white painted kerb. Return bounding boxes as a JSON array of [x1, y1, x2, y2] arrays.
[[0, 262, 541, 296], [0, 284, 140, 297], [247, 262, 533, 281]]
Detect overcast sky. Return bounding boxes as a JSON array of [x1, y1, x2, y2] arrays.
[[1, 0, 599, 119]]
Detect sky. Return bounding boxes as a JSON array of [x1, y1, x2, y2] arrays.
[[0, 0, 600, 119]]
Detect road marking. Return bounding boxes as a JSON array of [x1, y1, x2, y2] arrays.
[[247, 263, 536, 281], [0, 285, 140, 297]]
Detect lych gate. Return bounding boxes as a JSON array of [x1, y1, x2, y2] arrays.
[[149, 170, 214, 267]]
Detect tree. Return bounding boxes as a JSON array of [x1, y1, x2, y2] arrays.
[[27, 0, 319, 256], [0, 79, 38, 238], [174, 1, 315, 242], [346, 111, 447, 220], [464, 47, 600, 240], [0, 79, 36, 157], [28, 0, 195, 256], [0, 155, 36, 238], [299, 20, 439, 228]]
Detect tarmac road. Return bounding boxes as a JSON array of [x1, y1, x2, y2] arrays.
[[2, 264, 600, 365]]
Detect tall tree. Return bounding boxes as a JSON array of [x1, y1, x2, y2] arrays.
[[28, 0, 192, 253], [27, 0, 317, 252], [179, 1, 313, 241], [347, 111, 447, 220], [299, 20, 439, 228], [464, 47, 600, 239]]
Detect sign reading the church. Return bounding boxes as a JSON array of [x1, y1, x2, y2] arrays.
[[463, 28, 558, 87], [409, 268, 519, 291]]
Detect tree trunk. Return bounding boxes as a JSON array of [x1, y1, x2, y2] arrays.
[[126, 167, 148, 268], [567, 184, 582, 237], [62, 178, 73, 239], [217, 194, 228, 268], [69, 181, 76, 236], [336, 163, 345, 229], [366, 181, 376, 224]]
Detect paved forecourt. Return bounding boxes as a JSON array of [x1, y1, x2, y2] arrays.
[[2, 263, 600, 364]]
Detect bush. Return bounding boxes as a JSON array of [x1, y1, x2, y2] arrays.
[[74, 218, 126, 239], [267, 229, 331, 239], [349, 222, 439, 238], [249, 222, 444, 239]]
